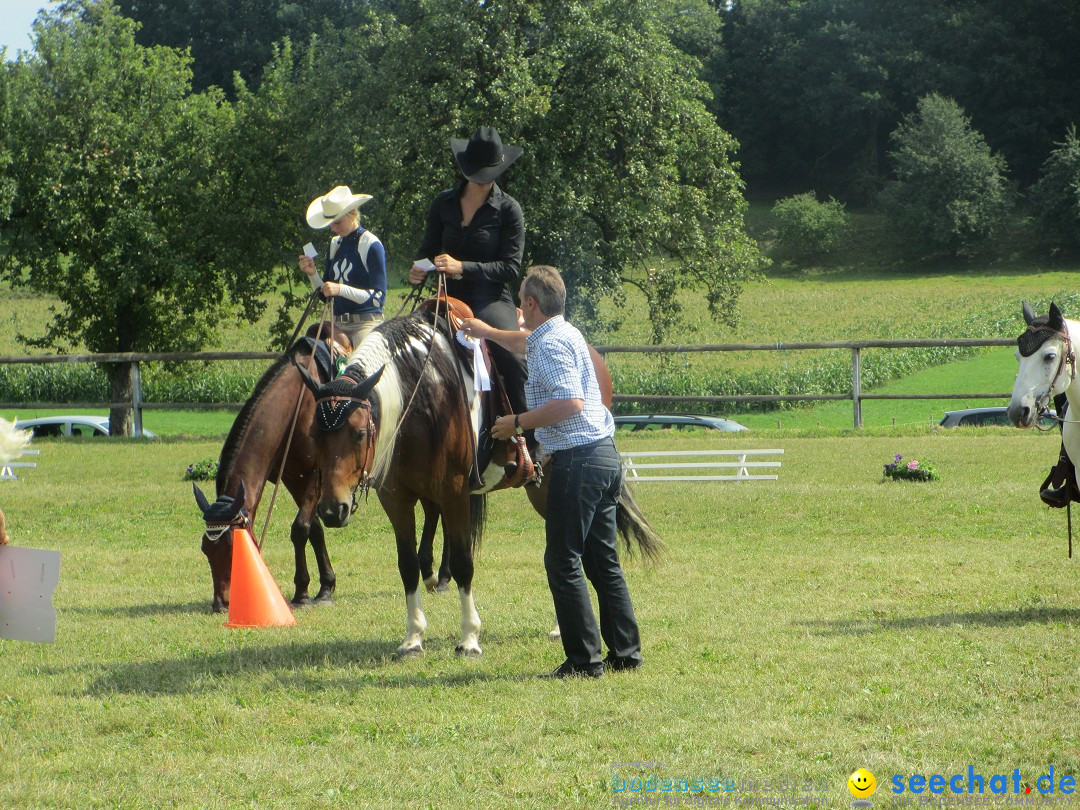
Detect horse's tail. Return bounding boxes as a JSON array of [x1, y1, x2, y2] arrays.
[[469, 493, 487, 556], [616, 479, 664, 561]]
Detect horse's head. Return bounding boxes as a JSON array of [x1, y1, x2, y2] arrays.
[[296, 361, 383, 528], [193, 480, 249, 613], [1008, 301, 1074, 428]]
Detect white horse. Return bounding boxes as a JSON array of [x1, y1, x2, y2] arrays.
[[1008, 301, 1079, 506]]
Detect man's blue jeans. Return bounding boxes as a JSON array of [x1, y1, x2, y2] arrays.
[[544, 437, 641, 668]]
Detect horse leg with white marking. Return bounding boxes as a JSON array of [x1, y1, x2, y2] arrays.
[[380, 491, 428, 657], [441, 494, 483, 657]]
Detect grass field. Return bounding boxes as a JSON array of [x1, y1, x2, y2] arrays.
[[1, 431, 1077, 808]]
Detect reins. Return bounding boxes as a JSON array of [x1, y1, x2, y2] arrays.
[[258, 289, 335, 550], [373, 275, 456, 479]]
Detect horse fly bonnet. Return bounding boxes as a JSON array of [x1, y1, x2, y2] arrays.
[[1018, 301, 1068, 358], [193, 480, 249, 543], [294, 361, 384, 432]]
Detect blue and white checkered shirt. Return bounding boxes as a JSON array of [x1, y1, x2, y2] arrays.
[[525, 315, 614, 452]]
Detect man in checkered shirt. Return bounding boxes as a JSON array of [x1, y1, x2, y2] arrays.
[[462, 265, 642, 678]]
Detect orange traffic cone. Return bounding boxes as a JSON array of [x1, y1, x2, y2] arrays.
[[225, 528, 297, 629]]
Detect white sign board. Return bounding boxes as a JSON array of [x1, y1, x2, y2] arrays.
[[0, 545, 60, 643]]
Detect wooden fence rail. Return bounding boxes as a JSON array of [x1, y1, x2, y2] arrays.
[[0, 336, 1016, 430]]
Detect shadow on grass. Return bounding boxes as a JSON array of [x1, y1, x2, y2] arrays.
[[797, 606, 1080, 636], [86, 637, 535, 696], [64, 601, 210, 618]]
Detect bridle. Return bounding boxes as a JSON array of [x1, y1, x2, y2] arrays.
[[312, 381, 380, 505], [203, 509, 251, 545], [1023, 324, 1077, 428]]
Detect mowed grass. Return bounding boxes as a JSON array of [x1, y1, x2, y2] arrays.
[[0, 431, 1077, 808]]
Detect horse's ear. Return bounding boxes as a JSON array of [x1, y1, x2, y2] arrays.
[[1022, 301, 1036, 325], [293, 359, 323, 396], [193, 482, 211, 514], [1049, 302, 1065, 331], [353, 365, 385, 401]]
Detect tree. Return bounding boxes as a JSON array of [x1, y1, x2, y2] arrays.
[[2, 0, 271, 434], [880, 94, 1012, 255], [113, 0, 362, 94], [0, 62, 16, 226], [323, 0, 763, 342], [1031, 125, 1080, 250]]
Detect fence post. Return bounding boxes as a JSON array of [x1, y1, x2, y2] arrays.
[[852, 347, 862, 429], [132, 361, 144, 438]]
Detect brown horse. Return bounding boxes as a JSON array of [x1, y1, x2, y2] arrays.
[[297, 309, 661, 657], [192, 325, 350, 613]]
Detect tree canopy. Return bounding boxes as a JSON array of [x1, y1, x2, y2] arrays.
[[2, 1, 275, 432]]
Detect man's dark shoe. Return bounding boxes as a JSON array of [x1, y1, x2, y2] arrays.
[[603, 654, 642, 672], [545, 659, 604, 679]]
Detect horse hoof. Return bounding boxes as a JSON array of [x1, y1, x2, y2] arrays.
[[396, 644, 425, 660], [435, 579, 451, 593], [548, 626, 561, 642], [455, 644, 483, 658], [311, 595, 334, 607], [424, 575, 439, 593], [291, 596, 313, 608]]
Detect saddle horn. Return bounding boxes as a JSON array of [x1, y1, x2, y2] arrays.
[[1022, 301, 1036, 326]]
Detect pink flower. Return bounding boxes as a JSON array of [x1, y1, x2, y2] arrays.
[[907, 460, 919, 470]]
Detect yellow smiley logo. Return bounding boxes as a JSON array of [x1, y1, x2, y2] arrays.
[[848, 768, 877, 798]]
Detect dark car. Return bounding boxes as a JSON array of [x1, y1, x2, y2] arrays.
[[938, 407, 1056, 429], [613, 414, 749, 432]]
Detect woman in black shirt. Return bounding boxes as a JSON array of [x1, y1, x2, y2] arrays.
[[411, 127, 528, 418]]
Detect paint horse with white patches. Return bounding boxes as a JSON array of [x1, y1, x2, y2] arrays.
[[1008, 301, 1080, 506], [297, 309, 661, 658]]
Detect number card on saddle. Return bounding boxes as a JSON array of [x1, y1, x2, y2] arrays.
[[418, 295, 535, 491]]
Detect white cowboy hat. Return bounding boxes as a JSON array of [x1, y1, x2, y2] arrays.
[[305, 185, 372, 229]]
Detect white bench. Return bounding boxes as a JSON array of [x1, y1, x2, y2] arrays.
[[1, 449, 39, 481], [620, 448, 783, 482]]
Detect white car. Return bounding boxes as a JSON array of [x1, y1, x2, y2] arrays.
[[12, 416, 156, 438]]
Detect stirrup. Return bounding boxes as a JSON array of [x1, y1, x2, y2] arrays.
[[1040, 456, 1076, 508], [1040, 484, 1072, 509]]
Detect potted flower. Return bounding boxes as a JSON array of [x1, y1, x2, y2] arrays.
[[883, 453, 938, 482]]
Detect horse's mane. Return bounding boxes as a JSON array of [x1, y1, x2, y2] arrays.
[[216, 343, 311, 496], [349, 311, 471, 475]]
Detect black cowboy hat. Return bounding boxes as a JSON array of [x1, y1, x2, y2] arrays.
[[450, 127, 523, 184]]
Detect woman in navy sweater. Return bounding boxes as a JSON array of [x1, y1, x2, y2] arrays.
[[299, 185, 387, 348]]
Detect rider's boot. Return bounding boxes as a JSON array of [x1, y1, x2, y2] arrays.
[[1039, 441, 1076, 508], [1040, 395, 1074, 508]]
